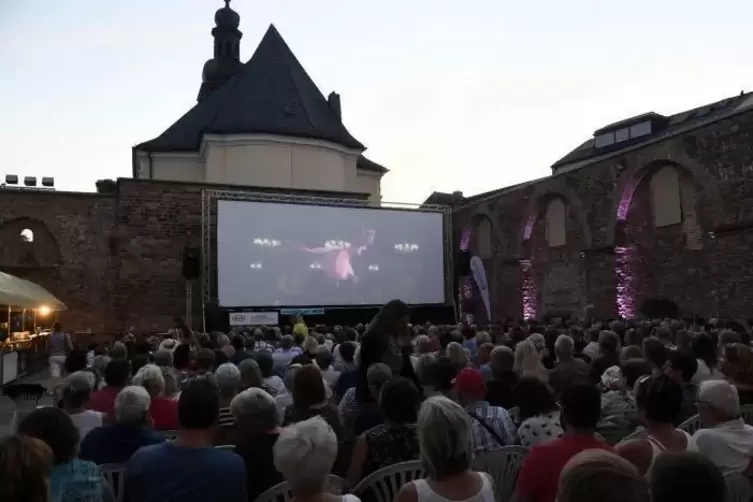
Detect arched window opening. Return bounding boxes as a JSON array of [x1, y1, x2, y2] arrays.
[[475, 217, 492, 259], [650, 166, 682, 227], [545, 198, 566, 247]]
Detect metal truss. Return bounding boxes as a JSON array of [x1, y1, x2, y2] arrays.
[[201, 189, 454, 309]]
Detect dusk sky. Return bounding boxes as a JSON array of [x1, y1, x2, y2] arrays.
[[2, 0, 753, 203]]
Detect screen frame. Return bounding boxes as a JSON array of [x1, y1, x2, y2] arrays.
[[202, 189, 453, 310]]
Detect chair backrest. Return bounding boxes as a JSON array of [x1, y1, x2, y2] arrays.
[[215, 444, 236, 450], [678, 414, 703, 435], [254, 475, 347, 502], [101, 463, 126, 502], [724, 471, 753, 502], [740, 404, 753, 426], [352, 460, 425, 502], [471, 446, 528, 502]]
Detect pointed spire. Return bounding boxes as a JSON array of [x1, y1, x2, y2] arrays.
[[198, 0, 243, 102]]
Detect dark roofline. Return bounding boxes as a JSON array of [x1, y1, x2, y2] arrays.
[[357, 155, 389, 174]]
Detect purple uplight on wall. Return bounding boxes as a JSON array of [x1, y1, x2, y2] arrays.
[[616, 179, 638, 222], [615, 246, 636, 318], [520, 260, 537, 320], [460, 226, 472, 251]]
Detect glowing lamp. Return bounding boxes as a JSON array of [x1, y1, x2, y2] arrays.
[[38, 305, 51, 317]]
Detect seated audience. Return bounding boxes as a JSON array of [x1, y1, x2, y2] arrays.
[[582, 328, 601, 362], [131, 364, 177, 431], [664, 350, 699, 421], [557, 450, 650, 502], [257, 352, 284, 396], [693, 379, 753, 474], [616, 374, 699, 475], [598, 366, 638, 445], [423, 356, 459, 399], [125, 379, 247, 502], [590, 331, 621, 383], [230, 335, 251, 366], [334, 342, 359, 397], [548, 335, 589, 397], [691, 333, 723, 385], [446, 341, 470, 372], [80, 386, 164, 465], [649, 452, 727, 502], [642, 338, 668, 375], [456, 367, 517, 451], [274, 416, 358, 502], [317, 348, 342, 390], [88, 358, 131, 420], [231, 387, 283, 502], [351, 363, 392, 435], [276, 365, 298, 415], [516, 376, 563, 448], [334, 329, 360, 371], [194, 348, 216, 378], [347, 377, 421, 485], [0, 435, 54, 502], [476, 342, 495, 379], [395, 396, 495, 502], [18, 407, 112, 501], [60, 371, 103, 442], [215, 362, 242, 428], [515, 382, 610, 502], [485, 346, 518, 409], [514, 340, 548, 382], [272, 335, 302, 372], [283, 365, 343, 439], [238, 358, 264, 390]]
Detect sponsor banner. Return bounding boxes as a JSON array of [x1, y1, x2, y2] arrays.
[[279, 308, 326, 316], [229, 311, 279, 326], [470, 256, 491, 322]]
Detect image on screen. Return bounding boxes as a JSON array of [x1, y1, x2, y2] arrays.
[[217, 200, 446, 307]]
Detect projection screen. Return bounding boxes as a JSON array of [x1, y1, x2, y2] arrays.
[[217, 200, 446, 307]]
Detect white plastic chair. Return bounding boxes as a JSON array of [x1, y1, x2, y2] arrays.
[[740, 404, 753, 425], [472, 446, 528, 502], [101, 463, 126, 502], [352, 460, 425, 502], [678, 414, 703, 435], [724, 471, 753, 502], [254, 474, 347, 502]]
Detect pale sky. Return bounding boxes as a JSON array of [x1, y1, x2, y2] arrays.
[[2, 1, 752, 204]]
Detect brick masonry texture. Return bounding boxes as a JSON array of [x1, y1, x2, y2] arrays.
[[2, 110, 753, 329]]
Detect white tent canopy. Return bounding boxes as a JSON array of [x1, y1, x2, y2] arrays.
[[0, 271, 67, 311]]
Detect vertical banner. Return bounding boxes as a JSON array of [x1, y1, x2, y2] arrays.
[[470, 256, 491, 322]]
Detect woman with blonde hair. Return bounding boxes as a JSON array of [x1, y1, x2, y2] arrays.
[[557, 449, 650, 502], [0, 435, 54, 502], [446, 341, 470, 372], [514, 340, 548, 382]]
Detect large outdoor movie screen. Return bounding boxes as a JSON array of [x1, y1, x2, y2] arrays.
[[217, 200, 446, 307]]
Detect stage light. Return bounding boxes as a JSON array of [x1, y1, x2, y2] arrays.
[[309, 263, 322, 269], [368, 264, 379, 271], [253, 238, 281, 248], [249, 263, 263, 269], [394, 242, 419, 253], [37, 305, 51, 317]]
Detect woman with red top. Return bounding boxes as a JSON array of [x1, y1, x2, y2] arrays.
[[133, 364, 179, 431], [88, 359, 131, 421]]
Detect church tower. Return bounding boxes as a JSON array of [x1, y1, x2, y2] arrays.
[[198, 0, 243, 102]]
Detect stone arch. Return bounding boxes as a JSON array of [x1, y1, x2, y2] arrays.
[[461, 209, 502, 255], [608, 153, 725, 246], [0, 217, 62, 268], [517, 183, 593, 257]]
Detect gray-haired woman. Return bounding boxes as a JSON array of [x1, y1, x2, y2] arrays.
[[395, 396, 494, 502]]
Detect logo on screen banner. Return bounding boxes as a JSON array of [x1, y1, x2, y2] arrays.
[[279, 308, 325, 316], [229, 312, 279, 326]]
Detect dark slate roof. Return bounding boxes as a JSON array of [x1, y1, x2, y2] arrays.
[[357, 155, 388, 174], [552, 92, 753, 171], [136, 24, 364, 152]]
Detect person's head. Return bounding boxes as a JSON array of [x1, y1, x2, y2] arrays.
[[366, 362, 393, 400], [488, 345, 515, 375], [279, 334, 293, 350], [635, 374, 684, 426], [103, 358, 131, 387], [172, 343, 191, 370], [255, 352, 274, 378], [380, 377, 420, 425], [453, 368, 486, 406], [558, 449, 650, 502], [554, 335, 575, 361], [619, 345, 643, 365], [230, 387, 279, 437], [273, 416, 338, 497], [195, 348, 216, 373], [0, 435, 53, 502], [621, 358, 652, 390], [417, 396, 473, 481], [17, 407, 78, 465], [301, 336, 319, 356], [697, 379, 740, 426], [624, 328, 641, 348], [238, 358, 264, 389], [367, 299, 410, 340], [315, 348, 333, 371], [423, 356, 458, 396], [514, 340, 540, 375], [719, 329, 742, 348], [415, 354, 436, 385], [114, 385, 151, 425], [178, 378, 220, 431], [477, 343, 494, 365], [649, 452, 726, 502], [642, 338, 668, 370], [339, 341, 356, 364], [721, 343, 753, 384], [560, 382, 601, 431], [60, 371, 95, 411], [416, 335, 433, 354], [215, 363, 242, 400], [664, 350, 698, 384], [691, 333, 717, 369], [516, 376, 557, 420], [153, 349, 173, 368], [53, 322, 62, 332], [598, 330, 620, 355], [475, 331, 492, 346], [293, 365, 327, 409], [63, 350, 87, 375], [111, 341, 128, 360], [132, 364, 165, 398]]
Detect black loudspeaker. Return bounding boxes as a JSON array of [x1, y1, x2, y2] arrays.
[[182, 246, 201, 280], [456, 250, 471, 276], [205, 302, 230, 333]]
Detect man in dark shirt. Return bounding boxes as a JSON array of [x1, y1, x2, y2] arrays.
[[230, 335, 251, 366], [549, 335, 590, 397], [485, 346, 518, 410], [589, 330, 621, 383]]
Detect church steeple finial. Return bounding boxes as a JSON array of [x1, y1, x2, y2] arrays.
[[197, 0, 243, 102]]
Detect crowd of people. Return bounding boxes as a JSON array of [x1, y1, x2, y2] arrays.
[[1, 304, 752, 502]]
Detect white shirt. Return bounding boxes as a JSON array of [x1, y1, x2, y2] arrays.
[[264, 375, 285, 396], [69, 410, 103, 442], [691, 359, 724, 386], [321, 368, 341, 389], [693, 419, 753, 474]]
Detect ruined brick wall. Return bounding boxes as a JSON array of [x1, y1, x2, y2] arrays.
[[0, 190, 116, 331], [455, 108, 753, 321]]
